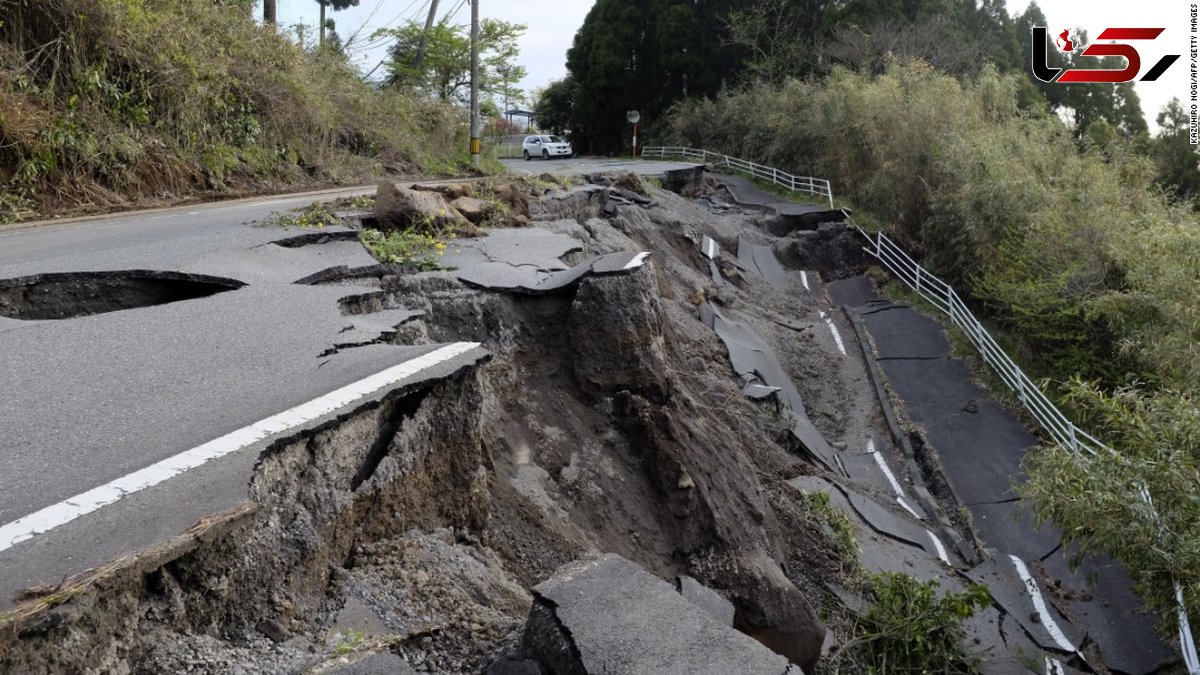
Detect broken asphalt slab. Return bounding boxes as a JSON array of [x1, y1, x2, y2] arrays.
[[523, 554, 795, 674], [699, 302, 840, 473], [711, 175, 842, 226], [1038, 550, 1177, 674], [676, 575, 736, 627], [824, 276, 878, 309], [737, 235, 787, 289], [967, 555, 1082, 656]]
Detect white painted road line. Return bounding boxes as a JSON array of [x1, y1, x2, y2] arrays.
[[819, 310, 847, 356], [0, 342, 482, 553], [1010, 555, 1076, 653], [926, 529, 950, 564], [867, 440, 921, 518], [801, 271, 810, 291], [624, 252, 652, 270]]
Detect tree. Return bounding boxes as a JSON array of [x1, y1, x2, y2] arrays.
[[534, 76, 577, 135], [316, 0, 359, 48], [1152, 99, 1200, 208], [566, 0, 746, 153], [378, 18, 525, 104], [1022, 380, 1200, 626], [726, 0, 817, 83]]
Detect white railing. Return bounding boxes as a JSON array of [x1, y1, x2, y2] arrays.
[[863, 227, 1103, 454], [854, 217, 1199, 674], [635, 144, 1199, 669], [640, 146, 833, 209]]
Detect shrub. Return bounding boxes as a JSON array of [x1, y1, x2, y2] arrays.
[[667, 60, 1200, 628], [841, 572, 990, 674], [0, 0, 469, 219]]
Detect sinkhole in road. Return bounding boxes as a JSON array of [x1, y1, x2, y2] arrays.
[[0, 270, 246, 320]]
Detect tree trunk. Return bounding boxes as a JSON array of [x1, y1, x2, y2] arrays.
[[264, 0, 276, 25]]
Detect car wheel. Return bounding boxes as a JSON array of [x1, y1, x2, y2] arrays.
[[523, 150, 530, 161], [542, 149, 549, 160]]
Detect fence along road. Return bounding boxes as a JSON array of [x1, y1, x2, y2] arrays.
[[639, 145, 1200, 674], [639, 146, 833, 209]]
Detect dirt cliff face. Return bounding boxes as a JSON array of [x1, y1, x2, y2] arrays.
[[1, 172, 862, 674]]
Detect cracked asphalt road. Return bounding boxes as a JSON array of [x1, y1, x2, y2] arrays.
[[0, 162, 692, 613], [0, 184, 476, 609], [830, 279, 1176, 674]]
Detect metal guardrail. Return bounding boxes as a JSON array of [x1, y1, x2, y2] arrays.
[[638, 146, 1198, 670], [639, 146, 833, 208], [853, 219, 1199, 675]]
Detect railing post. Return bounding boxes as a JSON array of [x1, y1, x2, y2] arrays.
[[915, 266, 922, 294]]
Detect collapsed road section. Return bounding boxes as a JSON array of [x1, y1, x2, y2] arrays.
[[0, 165, 1178, 673]]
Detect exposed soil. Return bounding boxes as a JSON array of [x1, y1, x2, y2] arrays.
[[0, 171, 881, 674]]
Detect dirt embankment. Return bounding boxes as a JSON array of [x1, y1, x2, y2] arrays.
[[0, 171, 869, 674]]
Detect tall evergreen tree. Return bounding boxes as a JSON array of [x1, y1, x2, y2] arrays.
[[566, 0, 744, 153], [316, 0, 359, 47]]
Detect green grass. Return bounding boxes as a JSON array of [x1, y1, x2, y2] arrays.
[[332, 629, 364, 656], [260, 201, 342, 229], [360, 229, 451, 271]]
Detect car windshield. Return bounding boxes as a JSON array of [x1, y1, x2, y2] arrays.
[[548, 136, 565, 143]]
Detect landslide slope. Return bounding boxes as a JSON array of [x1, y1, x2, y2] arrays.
[[0, 0, 466, 222]]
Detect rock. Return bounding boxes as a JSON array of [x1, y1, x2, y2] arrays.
[[675, 576, 735, 627], [568, 265, 669, 403], [521, 555, 794, 674], [486, 657, 542, 674], [451, 196, 490, 225], [375, 181, 471, 233], [660, 166, 707, 197], [721, 550, 826, 673], [333, 597, 390, 637], [256, 618, 289, 643], [412, 182, 474, 200], [325, 652, 419, 675], [493, 183, 531, 218], [530, 186, 609, 223]]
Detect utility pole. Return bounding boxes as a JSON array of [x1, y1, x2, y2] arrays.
[[264, 0, 277, 25], [319, 2, 327, 47], [469, 0, 481, 167], [413, 0, 440, 72]]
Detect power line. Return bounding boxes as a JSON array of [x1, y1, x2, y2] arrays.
[[344, 0, 388, 50], [446, 0, 468, 23]]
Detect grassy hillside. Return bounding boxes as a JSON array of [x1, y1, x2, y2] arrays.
[[667, 62, 1200, 628], [0, 0, 470, 222]]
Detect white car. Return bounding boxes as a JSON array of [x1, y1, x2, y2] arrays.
[[522, 134, 573, 160]]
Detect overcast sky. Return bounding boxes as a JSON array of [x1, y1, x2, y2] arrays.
[[275, 0, 592, 104], [276, 1, 1189, 129]]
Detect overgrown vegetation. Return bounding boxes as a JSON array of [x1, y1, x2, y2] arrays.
[[666, 60, 1200, 628], [831, 573, 990, 674], [797, 489, 861, 580], [261, 201, 343, 229], [360, 228, 450, 271], [0, 0, 471, 222]]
